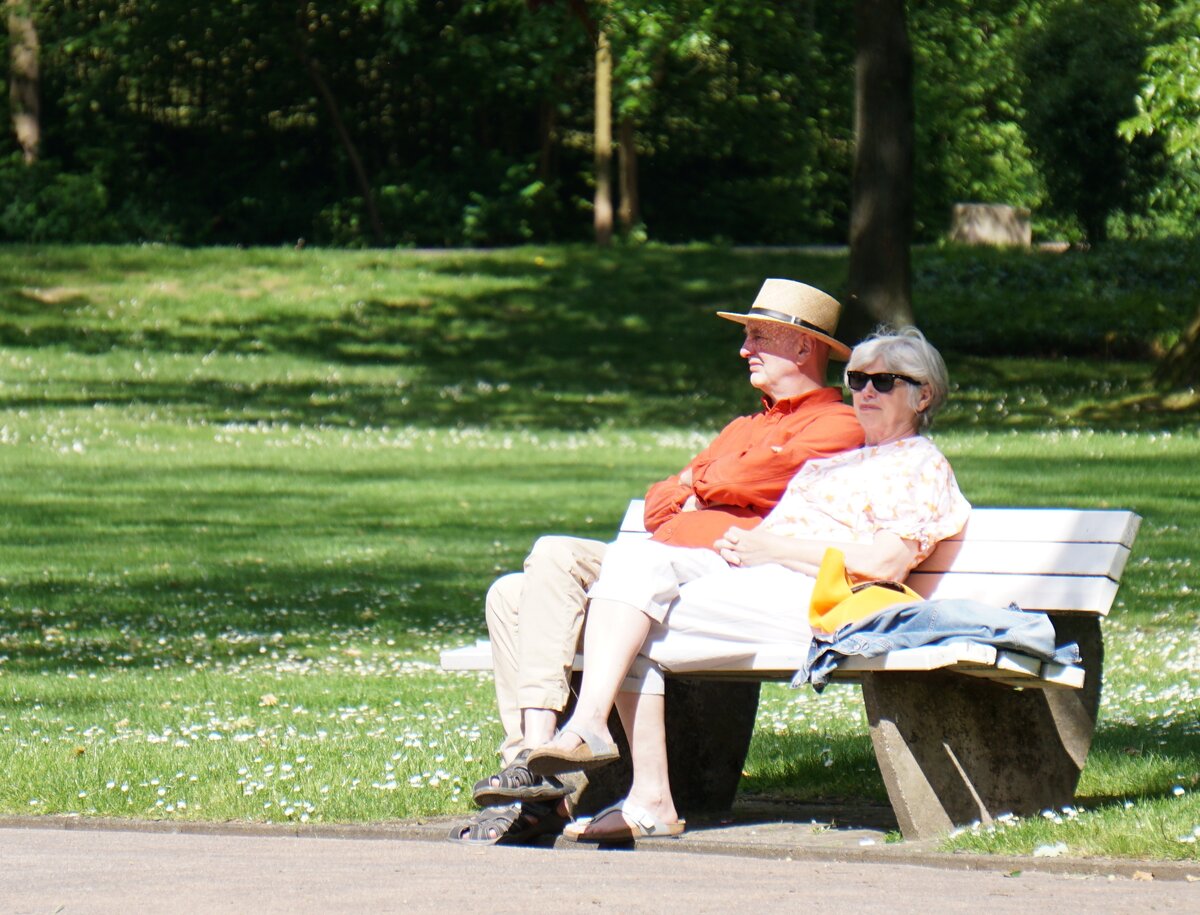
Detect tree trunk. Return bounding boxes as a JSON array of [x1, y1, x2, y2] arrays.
[[593, 29, 614, 247], [538, 101, 558, 184], [847, 0, 914, 337], [1155, 308, 1200, 389], [293, 38, 385, 246], [618, 117, 639, 234], [7, 0, 39, 164]]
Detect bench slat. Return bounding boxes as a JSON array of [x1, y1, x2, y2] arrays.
[[619, 501, 1141, 549], [834, 642, 997, 673], [993, 650, 1044, 678], [916, 540, 1132, 579], [619, 502, 1137, 615], [945, 508, 1140, 547], [907, 571, 1120, 614], [441, 641, 493, 671], [440, 639, 1085, 690]]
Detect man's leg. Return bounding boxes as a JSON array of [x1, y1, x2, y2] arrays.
[[484, 572, 527, 764], [485, 536, 607, 760], [512, 536, 607, 733]]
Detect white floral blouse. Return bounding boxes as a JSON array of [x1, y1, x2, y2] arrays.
[[759, 435, 971, 564]]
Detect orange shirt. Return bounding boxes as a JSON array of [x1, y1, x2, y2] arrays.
[[644, 387, 863, 551]]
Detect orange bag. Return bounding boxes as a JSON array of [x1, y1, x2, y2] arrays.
[[808, 547, 921, 634]]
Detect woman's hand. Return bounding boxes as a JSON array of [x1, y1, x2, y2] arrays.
[[715, 526, 786, 567], [677, 467, 707, 512]]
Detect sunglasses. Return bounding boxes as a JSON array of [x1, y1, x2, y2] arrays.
[[846, 371, 922, 393]]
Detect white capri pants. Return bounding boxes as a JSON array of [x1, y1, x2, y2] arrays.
[[587, 540, 816, 695]]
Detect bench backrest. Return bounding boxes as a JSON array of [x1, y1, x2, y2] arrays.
[[617, 501, 1140, 616]]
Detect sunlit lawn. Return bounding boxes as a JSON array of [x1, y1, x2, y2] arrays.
[[0, 242, 1197, 860]]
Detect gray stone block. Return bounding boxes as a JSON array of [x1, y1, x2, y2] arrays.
[[949, 202, 1032, 247]]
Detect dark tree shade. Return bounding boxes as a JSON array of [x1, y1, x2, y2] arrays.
[[1019, 0, 1164, 244]]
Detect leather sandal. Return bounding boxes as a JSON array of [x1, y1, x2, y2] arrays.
[[563, 799, 685, 843], [472, 749, 573, 808], [446, 801, 567, 846], [526, 723, 620, 777]]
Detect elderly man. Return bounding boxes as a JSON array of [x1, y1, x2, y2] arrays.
[[452, 278, 863, 845]]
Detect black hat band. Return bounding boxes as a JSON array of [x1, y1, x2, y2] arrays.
[[746, 307, 832, 337]]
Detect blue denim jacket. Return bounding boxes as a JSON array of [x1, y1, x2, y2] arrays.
[[794, 599, 1083, 691]]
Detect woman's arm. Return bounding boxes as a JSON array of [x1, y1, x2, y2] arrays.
[[715, 527, 920, 582]]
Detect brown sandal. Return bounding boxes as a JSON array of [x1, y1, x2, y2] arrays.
[[472, 749, 573, 807], [447, 801, 567, 846]]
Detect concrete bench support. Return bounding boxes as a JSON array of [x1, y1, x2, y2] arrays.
[[862, 615, 1102, 838]]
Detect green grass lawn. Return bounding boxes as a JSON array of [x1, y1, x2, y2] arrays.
[[1, 242, 1197, 860]]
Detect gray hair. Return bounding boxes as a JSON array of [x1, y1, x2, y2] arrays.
[[845, 326, 949, 433]]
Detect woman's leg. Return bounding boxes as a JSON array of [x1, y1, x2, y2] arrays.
[[619, 691, 675, 818], [567, 688, 680, 840], [538, 541, 726, 754], [544, 598, 652, 750], [645, 564, 815, 674]]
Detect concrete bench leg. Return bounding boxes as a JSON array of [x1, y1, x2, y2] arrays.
[[861, 616, 1103, 839], [573, 677, 762, 817]]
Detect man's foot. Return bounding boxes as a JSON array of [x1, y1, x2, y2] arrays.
[[447, 801, 567, 845], [472, 749, 573, 807]]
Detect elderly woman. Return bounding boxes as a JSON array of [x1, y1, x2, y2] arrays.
[[526, 327, 970, 842]]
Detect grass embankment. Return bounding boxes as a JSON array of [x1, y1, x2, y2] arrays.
[[0, 242, 1197, 859]]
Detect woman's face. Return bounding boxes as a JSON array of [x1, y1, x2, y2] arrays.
[[850, 357, 930, 446]]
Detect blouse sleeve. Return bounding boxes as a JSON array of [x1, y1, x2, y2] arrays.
[[868, 444, 971, 563]]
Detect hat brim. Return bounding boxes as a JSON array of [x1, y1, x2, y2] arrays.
[[716, 310, 852, 361]]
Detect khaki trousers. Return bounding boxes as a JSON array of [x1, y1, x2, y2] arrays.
[[484, 535, 607, 758]]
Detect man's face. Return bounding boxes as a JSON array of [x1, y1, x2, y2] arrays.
[[740, 321, 805, 397]]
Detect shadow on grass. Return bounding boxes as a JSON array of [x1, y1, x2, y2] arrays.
[[5, 244, 1196, 431], [0, 554, 490, 676], [741, 729, 887, 805]]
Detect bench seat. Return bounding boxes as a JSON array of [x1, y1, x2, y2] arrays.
[[440, 639, 1086, 689]]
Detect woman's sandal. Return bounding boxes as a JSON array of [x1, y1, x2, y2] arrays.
[[472, 749, 572, 807], [446, 801, 567, 846], [525, 724, 620, 777], [562, 799, 685, 843]]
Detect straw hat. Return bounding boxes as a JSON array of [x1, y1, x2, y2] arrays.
[[717, 278, 850, 360]]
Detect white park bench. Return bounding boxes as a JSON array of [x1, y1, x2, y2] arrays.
[[441, 501, 1141, 839]]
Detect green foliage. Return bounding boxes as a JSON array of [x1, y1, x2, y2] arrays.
[[915, 239, 1198, 359], [0, 156, 110, 242], [1120, 0, 1200, 162], [1118, 0, 1200, 236], [1, 2, 1199, 244], [1019, 0, 1166, 243], [910, 0, 1045, 239]]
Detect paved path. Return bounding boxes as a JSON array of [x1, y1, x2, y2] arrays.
[[2, 822, 1196, 914]]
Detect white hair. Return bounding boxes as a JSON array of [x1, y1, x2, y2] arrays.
[[846, 326, 949, 432]]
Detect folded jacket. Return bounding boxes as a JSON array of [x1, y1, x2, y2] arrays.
[[793, 598, 1083, 691]]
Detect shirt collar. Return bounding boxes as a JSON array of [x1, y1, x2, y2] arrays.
[[762, 386, 844, 414]]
